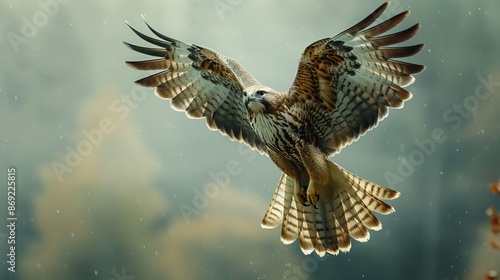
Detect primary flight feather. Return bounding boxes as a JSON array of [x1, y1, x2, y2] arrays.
[[124, 2, 424, 256]]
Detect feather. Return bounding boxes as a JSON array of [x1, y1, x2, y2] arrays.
[[125, 20, 267, 154], [126, 1, 424, 257]]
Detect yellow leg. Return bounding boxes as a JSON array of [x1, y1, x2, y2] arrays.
[[306, 180, 319, 206], [297, 144, 329, 206], [294, 178, 307, 205]]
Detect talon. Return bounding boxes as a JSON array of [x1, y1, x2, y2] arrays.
[[306, 181, 319, 206], [294, 180, 308, 206], [301, 185, 313, 206], [297, 193, 309, 206]]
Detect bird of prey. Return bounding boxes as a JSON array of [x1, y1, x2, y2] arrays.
[[124, 2, 424, 256]]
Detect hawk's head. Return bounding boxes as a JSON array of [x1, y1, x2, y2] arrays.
[[243, 85, 283, 115]]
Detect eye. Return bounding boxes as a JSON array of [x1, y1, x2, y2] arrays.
[[256, 90, 266, 97], [243, 91, 247, 97]]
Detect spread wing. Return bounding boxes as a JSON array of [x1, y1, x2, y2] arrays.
[[286, 2, 425, 156], [124, 20, 267, 154]]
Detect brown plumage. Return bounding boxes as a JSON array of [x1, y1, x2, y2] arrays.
[[124, 2, 424, 256]]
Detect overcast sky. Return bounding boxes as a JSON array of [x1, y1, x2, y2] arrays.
[[1, 0, 500, 279]]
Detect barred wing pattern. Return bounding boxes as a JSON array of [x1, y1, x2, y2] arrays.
[[261, 2, 423, 255], [287, 2, 425, 156], [124, 21, 267, 154], [125, 2, 424, 257]]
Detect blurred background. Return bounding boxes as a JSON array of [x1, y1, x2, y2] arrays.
[[1, 0, 499, 279]]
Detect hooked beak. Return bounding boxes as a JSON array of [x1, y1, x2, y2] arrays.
[[244, 94, 256, 108]]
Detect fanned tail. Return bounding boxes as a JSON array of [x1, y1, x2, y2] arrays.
[[261, 161, 399, 256]]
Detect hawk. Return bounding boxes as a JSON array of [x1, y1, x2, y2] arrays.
[[124, 2, 424, 256]]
